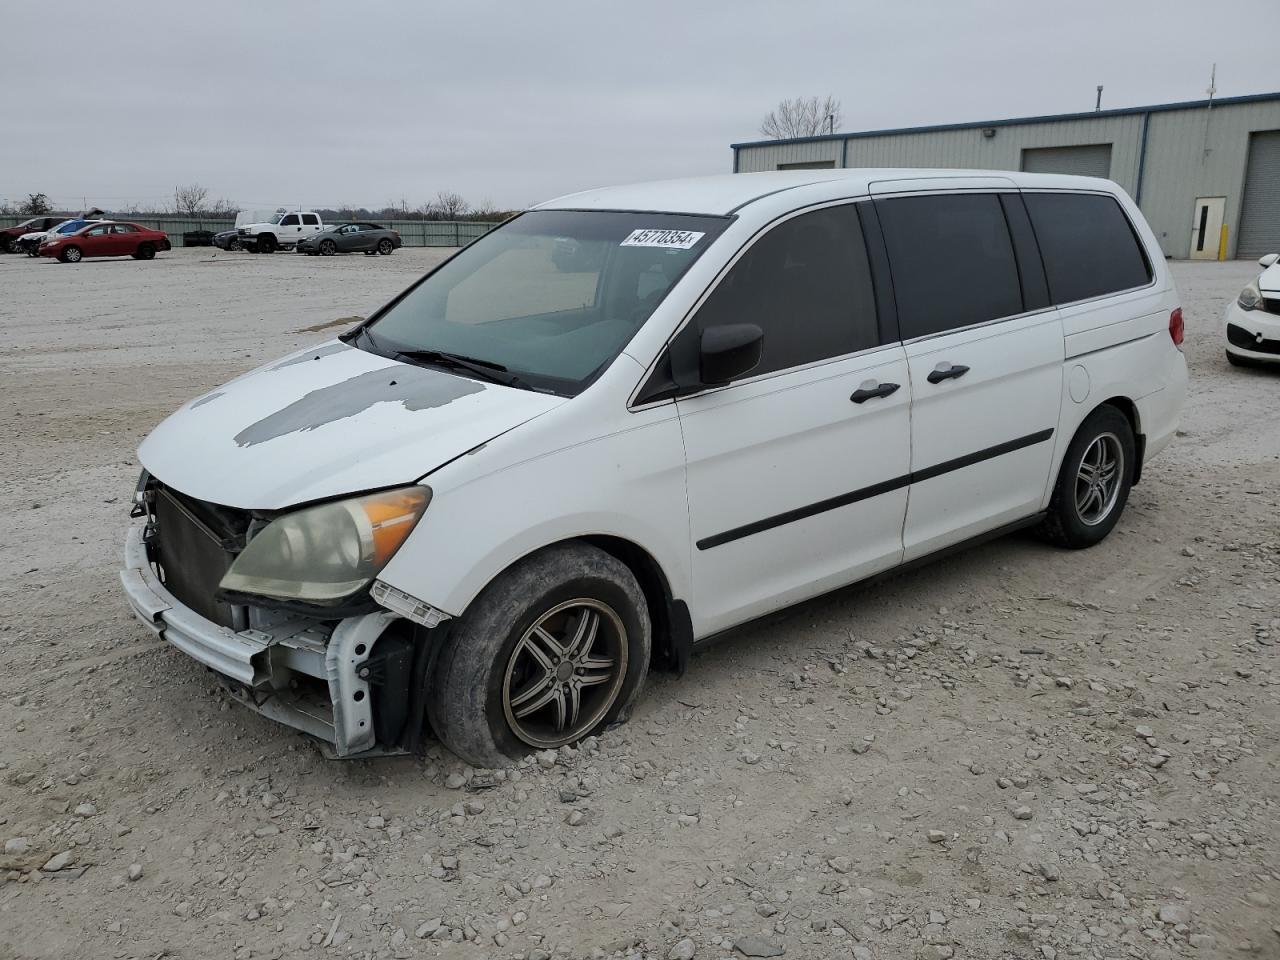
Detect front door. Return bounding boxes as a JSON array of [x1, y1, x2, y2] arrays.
[[1189, 196, 1226, 260], [873, 189, 1063, 560], [675, 202, 911, 637], [278, 213, 302, 244]]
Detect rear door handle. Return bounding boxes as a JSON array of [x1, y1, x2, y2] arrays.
[[850, 381, 901, 403], [926, 362, 970, 384]]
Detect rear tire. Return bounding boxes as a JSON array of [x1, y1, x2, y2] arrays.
[[257, 233, 276, 253], [377, 239, 394, 255], [427, 543, 651, 767], [60, 246, 82, 263], [133, 242, 156, 260], [1039, 405, 1135, 549]]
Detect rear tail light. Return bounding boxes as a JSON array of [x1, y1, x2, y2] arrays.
[[1169, 307, 1184, 349]]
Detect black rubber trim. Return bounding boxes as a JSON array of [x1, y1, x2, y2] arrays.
[[912, 428, 1054, 484], [695, 428, 1054, 550]]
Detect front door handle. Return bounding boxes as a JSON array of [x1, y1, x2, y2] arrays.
[[927, 362, 970, 384], [850, 380, 901, 403]]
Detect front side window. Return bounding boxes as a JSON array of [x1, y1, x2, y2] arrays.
[[365, 210, 729, 394], [280, 214, 300, 226], [86, 225, 110, 237], [876, 193, 1024, 339], [1023, 192, 1152, 304], [113, 224, 138, 233], [691, 203, 880, 376]]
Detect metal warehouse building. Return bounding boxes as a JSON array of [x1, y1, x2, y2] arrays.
[[731, 92, 1280, 260]]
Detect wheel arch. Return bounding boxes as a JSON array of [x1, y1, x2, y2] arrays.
[[440, 533, 692, 676], [1096, 396, 1145, 484]]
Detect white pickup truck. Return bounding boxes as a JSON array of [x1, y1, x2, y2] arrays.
[[237, 209, 325, 253]]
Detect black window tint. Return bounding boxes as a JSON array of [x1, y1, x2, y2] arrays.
[[694, 204, 879, 376], [1023, 193, 1152, 304], [280, 214, 299, 226], [301, 214, 319, 225], [876, 193, 1023, 339]]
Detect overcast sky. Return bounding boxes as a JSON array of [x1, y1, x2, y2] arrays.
[[3, 1, 1277, 212]]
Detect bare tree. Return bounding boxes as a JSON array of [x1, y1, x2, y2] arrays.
[[19, 192, 52, 215], [173, 183, 211, 217], [430, 190, 469, 220], [759, 96, 843, 139]]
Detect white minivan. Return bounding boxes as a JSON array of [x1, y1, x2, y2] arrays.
[[121, 170, 1187, 765]]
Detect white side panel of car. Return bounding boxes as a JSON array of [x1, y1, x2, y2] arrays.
[[677, 346, 911, 637], [902, 311, 1064, 561], [376, 356, 695, 620]]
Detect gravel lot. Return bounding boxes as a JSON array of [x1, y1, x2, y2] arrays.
[[0, 248, 1277, 960]]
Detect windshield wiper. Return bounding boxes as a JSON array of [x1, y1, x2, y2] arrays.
[[394, 348, 532, 390]]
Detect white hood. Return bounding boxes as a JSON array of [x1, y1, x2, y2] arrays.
[[139, 341, 564, 510], [1259, 262, 1280, 295]]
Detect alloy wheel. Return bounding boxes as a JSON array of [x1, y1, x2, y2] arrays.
[[1074, 432, 1123, 526], [501, 599, 627, 749]]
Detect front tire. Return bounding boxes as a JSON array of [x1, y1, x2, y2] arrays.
[[133, 242, 156, 260], [427, 543, 651, 767], [1039, 405, 1135, 549], [257, 233, 276, 253], [60, 246, 82, 263], [228, 237, 242, 251]]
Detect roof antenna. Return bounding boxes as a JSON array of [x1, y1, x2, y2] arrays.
[[1202, 64, 1217, 162], [1095, 85, 1103, 112]]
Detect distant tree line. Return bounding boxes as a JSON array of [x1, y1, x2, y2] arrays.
[[1, 186, 516, 222]]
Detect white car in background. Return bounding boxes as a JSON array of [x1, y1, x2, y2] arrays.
[[237, 209, 325, 253], [1224, 253, 1280, 366], [122, 169, 1187, 767]]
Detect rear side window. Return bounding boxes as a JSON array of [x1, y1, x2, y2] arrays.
[[694, 204, 879, 376], [1023, 193, 1152, 304], [875, 193, 1024, 339], [301, 213, 320, 226]]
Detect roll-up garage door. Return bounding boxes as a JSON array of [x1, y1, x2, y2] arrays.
[[1020, 144, 1113, 179], [1237, 131, 1280, 258]]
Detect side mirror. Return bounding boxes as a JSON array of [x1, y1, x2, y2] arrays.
[[1259, 253, 1279, 269], [700, 324, 764, 385]]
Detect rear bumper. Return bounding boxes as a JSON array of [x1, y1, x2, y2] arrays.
[[120, 524, 398, 756]]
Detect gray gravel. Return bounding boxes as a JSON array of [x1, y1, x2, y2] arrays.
[[0, 250, 1277, 958]]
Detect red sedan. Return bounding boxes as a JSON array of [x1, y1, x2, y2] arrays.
[[38, 221, 171, 263]]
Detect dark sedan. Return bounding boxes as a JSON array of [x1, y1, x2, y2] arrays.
[[297, 222, 400, 257], [213, 229, 242, 251]]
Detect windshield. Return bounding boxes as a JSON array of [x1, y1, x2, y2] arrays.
[[363, 210, 729, 394], [55, 220, 86, 234], [269, 212, 288, 224]]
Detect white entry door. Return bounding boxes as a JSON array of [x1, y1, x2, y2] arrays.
[[1189, 197, 1225, 260]]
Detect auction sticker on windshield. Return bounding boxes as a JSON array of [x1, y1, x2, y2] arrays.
[[620, 229, 705, 250]]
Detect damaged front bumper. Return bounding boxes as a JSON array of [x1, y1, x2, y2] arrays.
[[120, 524, 404, 757]]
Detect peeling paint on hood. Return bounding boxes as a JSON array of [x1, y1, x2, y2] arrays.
[[139, 340, 565, 510]]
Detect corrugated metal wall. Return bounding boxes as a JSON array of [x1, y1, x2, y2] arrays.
[[0, 216, 497, 248], [1237, 131, 1280, 257], [735, 100, 1280, 259]]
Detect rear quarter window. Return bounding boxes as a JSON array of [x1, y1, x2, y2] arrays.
[[1023, 192, 1152, 304]]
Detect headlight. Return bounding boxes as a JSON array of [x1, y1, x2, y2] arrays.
[[219, 486, 430, 603], [1238, 280, 1263, 311]]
